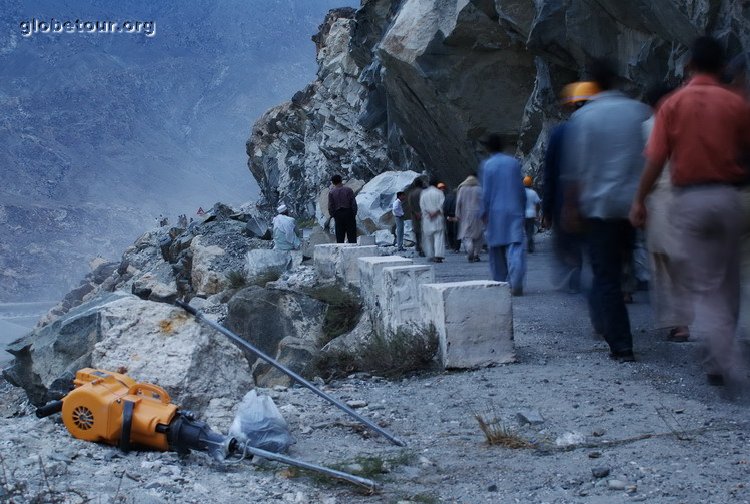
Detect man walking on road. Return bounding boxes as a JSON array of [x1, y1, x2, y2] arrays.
[[420, 178, 446, 263], [565, 58, 651, 362], [480, 134, 526, 295], [523, 176, 541, 253], [328, 175, 358, 243], [630, 37, 750, 386]]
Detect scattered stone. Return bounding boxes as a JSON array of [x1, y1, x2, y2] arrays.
[[357, 235, 376, 245], [608, 479, 627, 490], [588, 452, 602, 459], [592, 428, 606, 437], [418, 456, 434, 467], [516, 410, 544, 425], [555, 432, 585, 447], [488, 484, 498, 492], [343, 463, 364, 473], [592, 467, 610, 478], [346, 400, 368, 408]]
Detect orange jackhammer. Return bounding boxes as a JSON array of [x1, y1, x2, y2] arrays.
[[36, 368, 378, 490]]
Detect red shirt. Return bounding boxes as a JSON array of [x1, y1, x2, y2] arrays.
[[646, 74, 750, 187]]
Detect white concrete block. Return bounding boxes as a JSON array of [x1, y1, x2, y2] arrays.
[[381, 265, 435, 333], [358, 256, 413, 312], [313, 243, 355, 279], [421, 280, 515, 369], [339, 245, 380, 286], [357, 235, 376, 245]]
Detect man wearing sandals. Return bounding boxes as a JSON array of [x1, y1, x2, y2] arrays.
[[630, 37, 750, 388]]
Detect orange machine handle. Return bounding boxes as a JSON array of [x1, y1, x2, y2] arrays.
[[127, 383, 171, 404]]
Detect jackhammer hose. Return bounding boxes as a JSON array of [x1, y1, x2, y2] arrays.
[[35, 400, 64, 418]]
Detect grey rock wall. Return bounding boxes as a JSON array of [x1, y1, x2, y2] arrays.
[[247, 0, 750, 203]]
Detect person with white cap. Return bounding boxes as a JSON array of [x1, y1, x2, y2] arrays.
[[272, 203, 301, 251]]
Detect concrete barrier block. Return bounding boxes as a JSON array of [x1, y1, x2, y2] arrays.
[[338, 245, 380, 286], [421, 280, 515, 369], [358, 256, 413, 312], [382, 265, 435, 333]]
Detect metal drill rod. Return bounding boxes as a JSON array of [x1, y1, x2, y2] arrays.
[[243, 444, 379, 492], [175, 300, 407, 447]]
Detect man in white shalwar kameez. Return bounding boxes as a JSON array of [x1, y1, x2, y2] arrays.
[[419, 178, 446, 262], [272, 204, 301, 251]]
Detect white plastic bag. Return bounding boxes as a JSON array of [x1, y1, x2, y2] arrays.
[[228, 390, 295, 453]]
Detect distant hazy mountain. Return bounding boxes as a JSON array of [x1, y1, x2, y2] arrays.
[[0, 0, 357, 302]]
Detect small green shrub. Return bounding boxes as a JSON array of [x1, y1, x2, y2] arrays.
[[249, 270, 282, 287], [226, 269, 248, 289]]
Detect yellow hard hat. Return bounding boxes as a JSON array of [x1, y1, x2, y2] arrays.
[[523, 176, 533, 187], [561, 81, 600, 104]]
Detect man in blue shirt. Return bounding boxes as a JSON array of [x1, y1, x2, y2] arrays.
[[480, 134, 526, 296], [564, 59, 651, 362]]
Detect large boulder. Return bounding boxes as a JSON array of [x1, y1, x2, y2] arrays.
[[246, 8, 423, 218], [225, 286, 327, 387], [91, 298, 253, 414], [380, 0, 539, 186], [4, 294, 252, 414], [244, 249, 303, 285], [355, 170, 420, 233], [4, 292, 130, 405]]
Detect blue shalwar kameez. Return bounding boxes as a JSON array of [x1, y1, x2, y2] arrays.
[[480, 153, 526, 291]]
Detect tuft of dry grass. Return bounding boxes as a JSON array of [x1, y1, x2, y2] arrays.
[[474, 409, 532, 449]]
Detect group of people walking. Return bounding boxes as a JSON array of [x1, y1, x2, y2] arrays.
[[398, 136, 540, 296], [271, 34, 748, 394], [544, 36, 750, 392]]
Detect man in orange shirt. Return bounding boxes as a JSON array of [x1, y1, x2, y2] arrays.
[[630, 37, 750, 390]]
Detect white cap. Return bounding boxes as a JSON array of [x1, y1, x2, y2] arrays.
[[277, 204, 287, 214]]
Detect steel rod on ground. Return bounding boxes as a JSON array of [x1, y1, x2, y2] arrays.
[[175, 300, 407, 447], [245, 445, 379, 492]]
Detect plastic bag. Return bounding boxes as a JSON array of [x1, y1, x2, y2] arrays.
[[228, 390, 295, 453]]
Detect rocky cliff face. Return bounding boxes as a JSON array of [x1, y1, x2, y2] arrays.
[[247, 0, 750, 209], [246, 7, 424, 217]]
